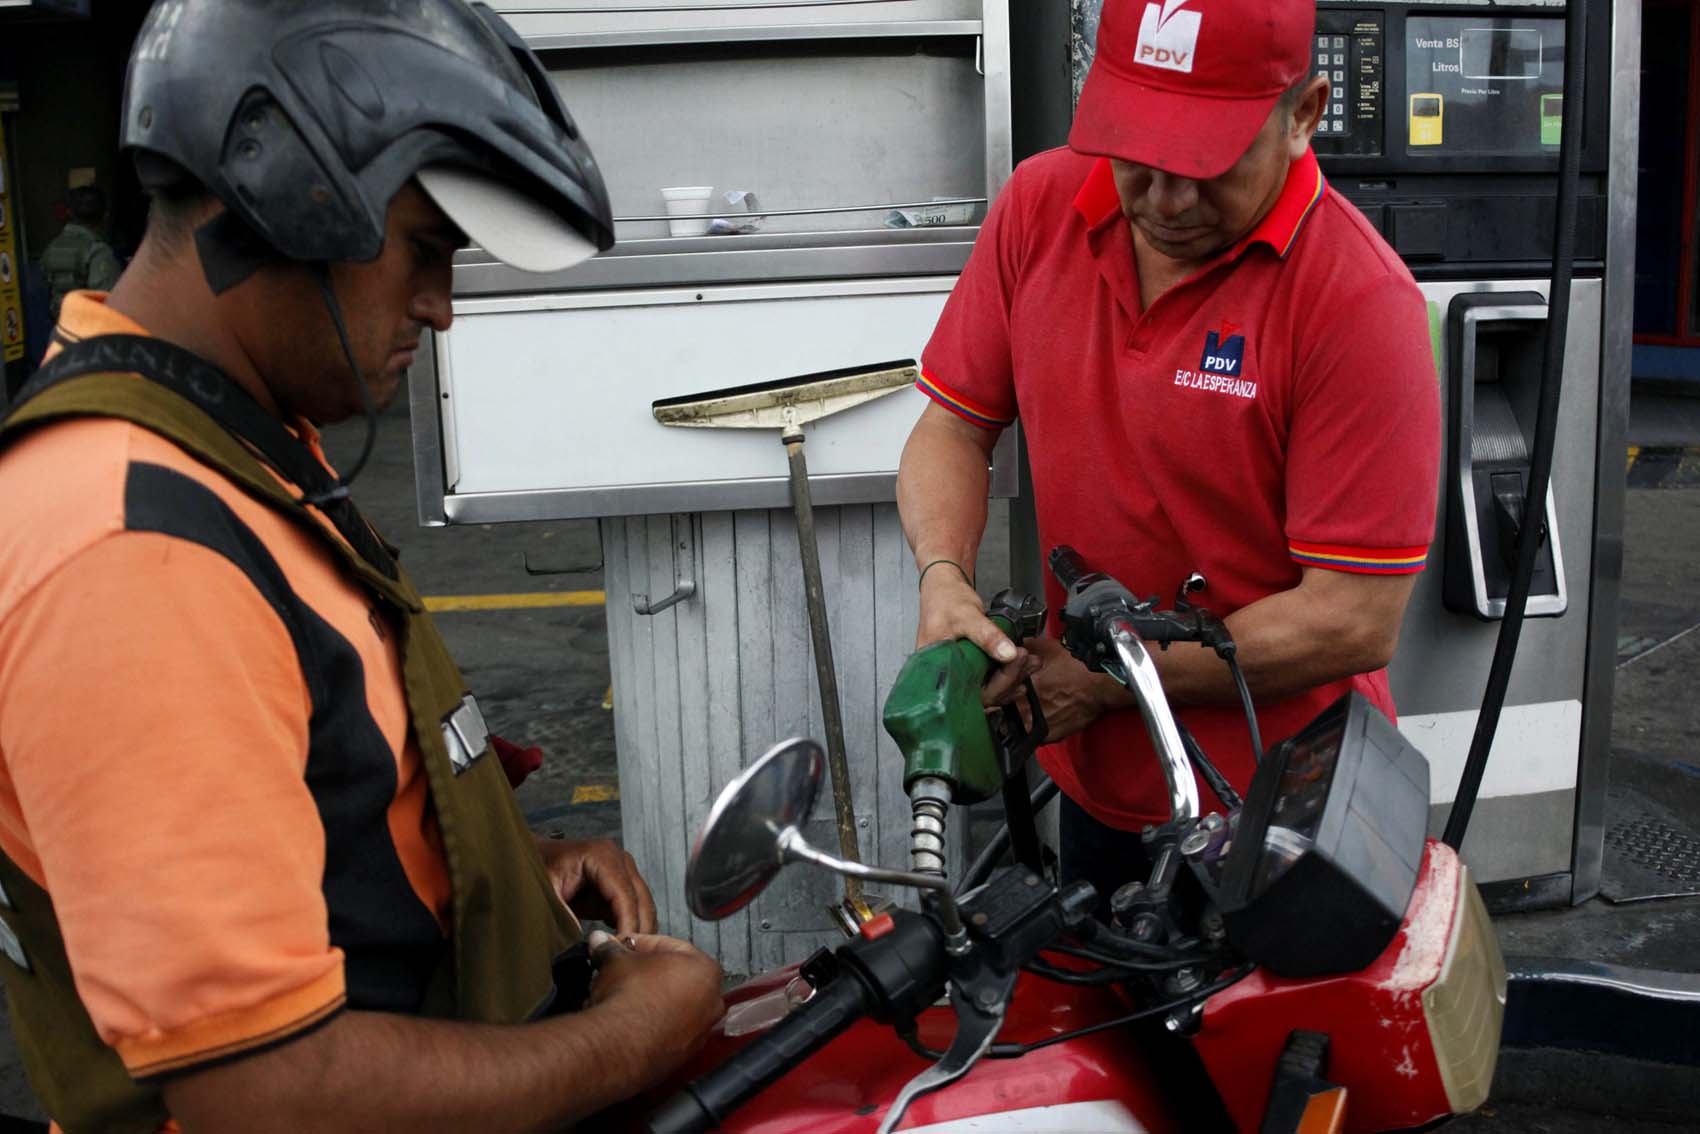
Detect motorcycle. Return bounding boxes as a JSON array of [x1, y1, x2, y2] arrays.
[[641, 547, 1507, 1134]]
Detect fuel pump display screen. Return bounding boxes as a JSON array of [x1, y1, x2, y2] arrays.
[[1405, 17, 1566, 157]]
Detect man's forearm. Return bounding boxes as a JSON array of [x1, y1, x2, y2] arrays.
[[165, 1002, 662, 1133], [1100, 572, 1413, 711], [897, 406, 998, 573]]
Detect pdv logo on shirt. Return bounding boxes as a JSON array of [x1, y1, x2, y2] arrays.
[[1176, 319, 1256, 400], [1200, 321, 1245, 377], [1136, 0, 1202, 74]]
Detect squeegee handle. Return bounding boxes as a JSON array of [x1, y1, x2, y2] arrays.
[[784, 427, 864, 891]]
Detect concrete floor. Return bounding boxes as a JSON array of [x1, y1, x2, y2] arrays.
[[0, 393, 1696, 1128], [1450, 1108, 1698, 1134], [1482, 485, 1700, 977]]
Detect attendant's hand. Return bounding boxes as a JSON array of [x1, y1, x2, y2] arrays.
[[1010, 636, 1126, 744], [916, 566, 1042, 704], [537, 837, 656, 935]]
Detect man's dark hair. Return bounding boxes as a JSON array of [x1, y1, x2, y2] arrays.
[[66, 186, 106, 225], [143, 182, 216, 249]]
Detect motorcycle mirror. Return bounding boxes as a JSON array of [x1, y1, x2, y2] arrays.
[[686, 737, 824, 921]]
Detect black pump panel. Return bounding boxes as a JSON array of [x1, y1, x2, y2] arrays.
[[1313, 0, 1612, 276], [1443, 292, 1567, 621]]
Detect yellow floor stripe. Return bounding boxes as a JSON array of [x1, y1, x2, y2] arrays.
[[423, 591, 605, 613], [572, 784, 620, 804]]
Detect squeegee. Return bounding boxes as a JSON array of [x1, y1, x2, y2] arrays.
[[654, 360, 919, 924]]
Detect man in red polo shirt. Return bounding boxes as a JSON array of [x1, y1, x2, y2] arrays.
[[897, 0, 1439, 907]]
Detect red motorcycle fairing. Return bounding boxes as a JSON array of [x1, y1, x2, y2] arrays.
[[628, 842, 1493, 1133], [641, 968, 1189, 1133], [1194, 839, 1467, 1134]]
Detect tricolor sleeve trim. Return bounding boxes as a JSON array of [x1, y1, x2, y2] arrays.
[[916, 369, 1015, 430], [1290, 540, 1428, 575]]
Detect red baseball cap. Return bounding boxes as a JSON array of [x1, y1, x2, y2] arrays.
[[1070, 0, 1316, 180]]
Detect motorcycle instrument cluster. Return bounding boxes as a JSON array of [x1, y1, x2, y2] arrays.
[[1219, 692, 1431, 977]]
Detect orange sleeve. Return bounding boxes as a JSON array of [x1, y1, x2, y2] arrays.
[[0, 532, 347, 1077]]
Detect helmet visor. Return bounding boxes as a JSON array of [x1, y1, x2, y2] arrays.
[[417, 164, 599, 274]]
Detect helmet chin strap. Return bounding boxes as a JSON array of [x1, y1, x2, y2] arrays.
[[189, 213, 376, 509], [302, 261, 378, 507]]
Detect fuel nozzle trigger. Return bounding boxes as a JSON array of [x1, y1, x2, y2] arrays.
[[984, 589, 1049, 775], [988, 677, 1047, 778]]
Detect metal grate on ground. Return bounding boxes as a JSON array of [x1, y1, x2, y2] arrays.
[[1601, 784, 1700, 903]]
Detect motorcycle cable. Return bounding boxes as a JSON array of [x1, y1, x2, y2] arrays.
[[1021, 960, 1137, 985], [1022, 939, 1230, 985], [1074, 922, 1205, 961], [899, 965, 1255, 1062], [1023, 955, 1216, 984], [955, 775, 1062, 898], [952, 715, 1242, 897], [1044, 942, 1222, 968], [1178, 717, 1242, 811], [1222, 649, 1262, 767], [1167, 590, 1262, 768]]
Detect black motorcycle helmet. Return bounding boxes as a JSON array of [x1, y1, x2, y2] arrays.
[[117, 0, 614, 498], [121, 0, 614, 280]]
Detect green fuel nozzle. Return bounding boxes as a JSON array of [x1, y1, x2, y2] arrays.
[[881, 589, 1045, 876]]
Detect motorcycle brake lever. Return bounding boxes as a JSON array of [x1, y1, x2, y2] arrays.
[[876, 964, 1018, 1134]]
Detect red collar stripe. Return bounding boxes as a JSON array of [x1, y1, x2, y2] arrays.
[[1265, 154, 1326, 259], [1289, 540, 1428, 575], [917, 369, 1014, 429]]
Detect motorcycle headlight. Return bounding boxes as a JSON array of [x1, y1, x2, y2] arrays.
[[1422, 864, 1508, 1112]]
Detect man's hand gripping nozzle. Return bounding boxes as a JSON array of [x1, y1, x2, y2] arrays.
[[882, 591, 1047, 878]]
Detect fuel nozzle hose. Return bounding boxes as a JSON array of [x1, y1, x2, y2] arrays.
[[1442, 0, 1587, 851]]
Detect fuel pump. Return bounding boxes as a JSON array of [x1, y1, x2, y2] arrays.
[[1308, 0, 1625, 902]]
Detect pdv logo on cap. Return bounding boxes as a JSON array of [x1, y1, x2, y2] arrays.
[[1069, 0, 1315, 179], [1136, 0, 1202, 74]]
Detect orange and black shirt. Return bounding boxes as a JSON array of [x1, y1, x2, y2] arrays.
[[0, 293, 455, 1091]]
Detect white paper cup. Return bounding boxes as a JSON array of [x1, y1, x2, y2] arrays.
[[661, 185, 714, 237]]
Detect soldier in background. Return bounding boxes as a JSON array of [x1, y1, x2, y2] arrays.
[[39, 185, 121, 319]]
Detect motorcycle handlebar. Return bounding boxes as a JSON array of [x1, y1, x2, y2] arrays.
[[1048, 546, 1091, 592], [646, 972, 874, 1134]]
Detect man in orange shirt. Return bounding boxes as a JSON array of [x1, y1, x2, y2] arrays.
[[0, 2, 722, 1131]]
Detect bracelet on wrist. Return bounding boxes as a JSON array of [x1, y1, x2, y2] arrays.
[[918, 558, 974, 590]]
